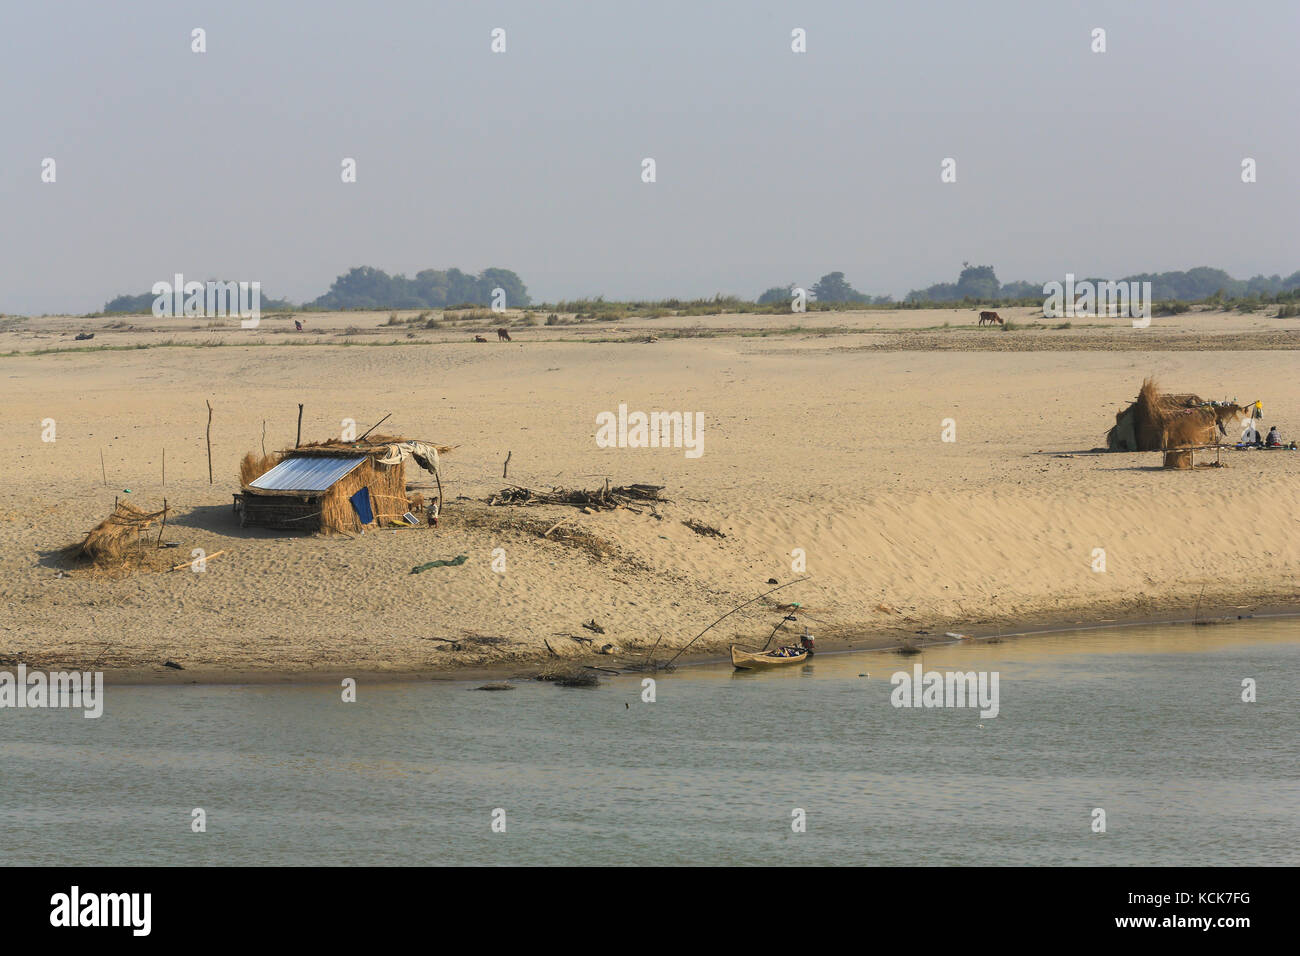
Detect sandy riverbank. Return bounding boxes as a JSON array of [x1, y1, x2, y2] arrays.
[[2, 306, 1298, 678]]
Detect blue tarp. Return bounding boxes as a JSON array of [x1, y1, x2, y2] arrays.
[[349, 488, 374, 525]]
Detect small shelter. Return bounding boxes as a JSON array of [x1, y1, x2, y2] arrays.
[[1105, 378, 1251, 469], [1106, 378, 1206, 452], [234, 435, 449, 534]]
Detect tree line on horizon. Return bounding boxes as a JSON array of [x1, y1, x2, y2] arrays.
[[96, 263, 1300, 314], [760, 264, 1300, 306], [100, 266, 531, 314]]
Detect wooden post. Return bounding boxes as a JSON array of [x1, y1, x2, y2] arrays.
[[296, 404, 303, 448], [161, 447, 166, 490], [261, 420, 267, 457], [503, 450, 511, 479], [156, 498, 167, 547], [100, 449, 108, 487], [205, 400, 213, 485]]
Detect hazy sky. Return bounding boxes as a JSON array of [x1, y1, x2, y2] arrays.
[[2, 0, 1297, 314]]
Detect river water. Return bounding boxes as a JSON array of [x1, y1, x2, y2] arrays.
[[2, 620, 1296, 865]]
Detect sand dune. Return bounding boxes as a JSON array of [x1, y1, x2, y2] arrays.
[[1, 308, 1297, 678]]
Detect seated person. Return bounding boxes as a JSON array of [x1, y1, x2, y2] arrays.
[[1265, 425, 1283, 447], [1241, 422, 1261, 446]]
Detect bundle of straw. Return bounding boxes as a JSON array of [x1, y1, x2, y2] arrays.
[[66, 501, 166, 566], [239, 451, 281, 487]]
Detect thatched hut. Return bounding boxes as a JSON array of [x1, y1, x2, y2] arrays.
[[1106, 377, 1247, 468], [1106, 378, 1206, 452], [234, 435, 450, 534]]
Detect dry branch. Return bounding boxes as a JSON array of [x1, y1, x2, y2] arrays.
[[488, 483, 667, 510]]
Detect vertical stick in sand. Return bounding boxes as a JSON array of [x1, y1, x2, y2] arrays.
[[156, 497, 167, 548], [296, 403, 303, 448], [205, 400, 213, 485], [503, 450, 511, 479], [100, 449, 107, 487], [161, 447, 166, 490]]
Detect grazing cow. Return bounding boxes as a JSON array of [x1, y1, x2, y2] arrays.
[[496, 327, 511, 342], [978, 310, 1003, 326], [474, 335, 488, 343]]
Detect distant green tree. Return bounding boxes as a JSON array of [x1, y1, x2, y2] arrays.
[[478, 267, 531, 308], [811, 272, 867, 303], [906, 282, 958, 302], [310, 266, 530, 309], [103, 285, 293, 314], [998, 280, 1040, 299], [955, 263, 1000, 300], [103, 293, 156, 313], [756, 284, 794, 305]]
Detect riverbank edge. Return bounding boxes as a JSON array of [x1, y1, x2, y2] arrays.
[[26, 594, 1298, 687]]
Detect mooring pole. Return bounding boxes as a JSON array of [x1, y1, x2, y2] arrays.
[[205, 400, 213, 485]]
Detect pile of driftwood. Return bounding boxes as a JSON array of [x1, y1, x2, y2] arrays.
[[488, 483, 666, 511]]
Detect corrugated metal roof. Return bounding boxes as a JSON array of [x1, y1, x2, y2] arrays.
[[248, 455, 366, 492]]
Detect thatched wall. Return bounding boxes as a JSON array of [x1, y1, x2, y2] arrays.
[[1162, 409, 1220, 450], [318, 458, 410, 534]]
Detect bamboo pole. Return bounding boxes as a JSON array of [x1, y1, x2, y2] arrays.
[[665, 578, 810, 666], [205, 400, 213, 484], [357, 412, 391, 442], [170, 549, 226, 572]]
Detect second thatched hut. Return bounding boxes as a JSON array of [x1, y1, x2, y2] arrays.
[[1105, 378, 1208, 452]]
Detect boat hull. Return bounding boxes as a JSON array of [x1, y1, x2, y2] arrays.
[[730, 645, 809, 670]]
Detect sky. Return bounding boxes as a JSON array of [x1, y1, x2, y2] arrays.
[[2, 0, 1297, 314]]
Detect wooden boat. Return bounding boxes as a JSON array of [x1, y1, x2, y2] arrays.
[[730, 644, 809, 670]]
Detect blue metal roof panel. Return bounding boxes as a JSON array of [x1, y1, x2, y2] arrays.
[[248, 455, 367, 492]]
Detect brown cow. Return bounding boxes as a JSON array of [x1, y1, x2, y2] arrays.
[[978, 310, 1003, 326], [474, 335, 488, 343], [497, 327, 512, 341]]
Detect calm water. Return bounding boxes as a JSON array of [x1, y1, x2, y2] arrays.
[[2, 620, 1297, 866]]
